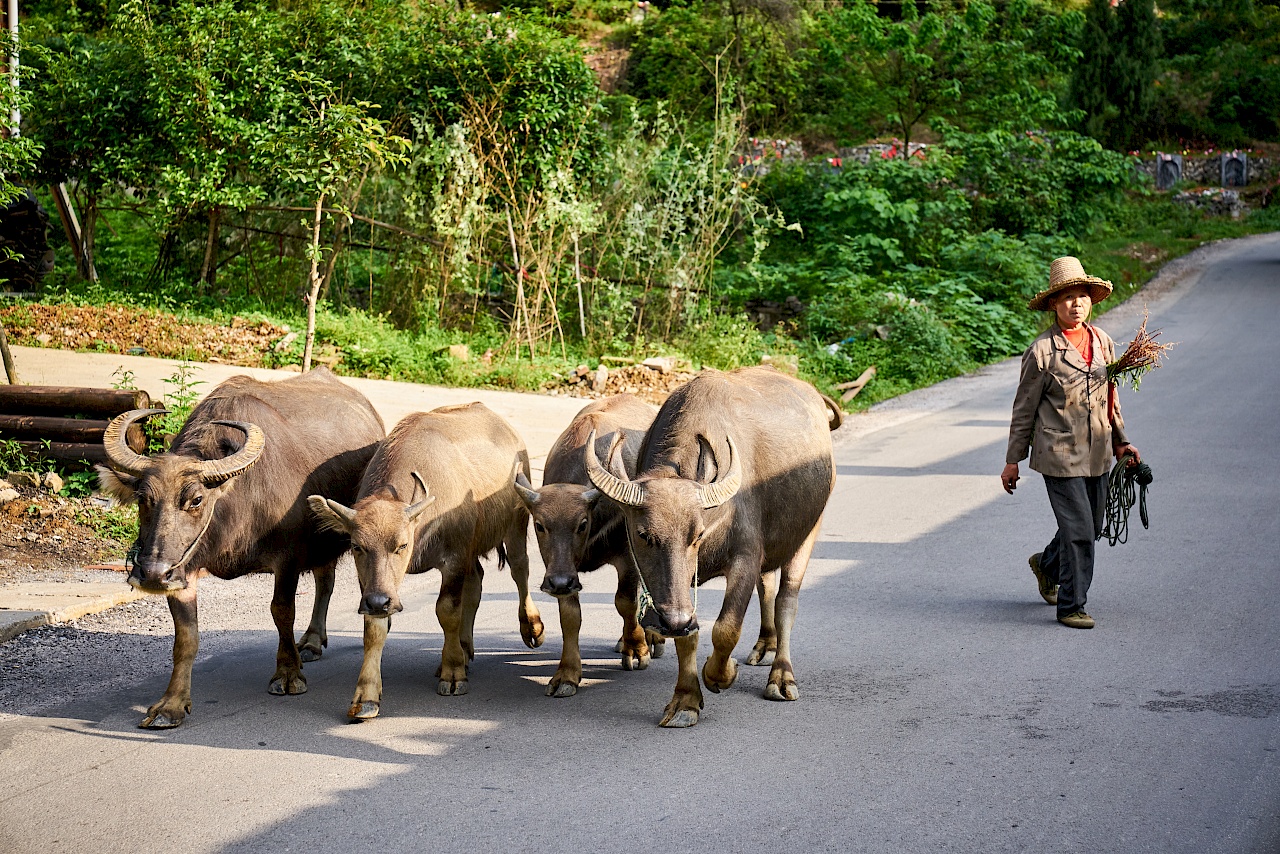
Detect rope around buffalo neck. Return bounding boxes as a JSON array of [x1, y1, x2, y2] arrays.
[[1102, 452, 1154, 547]]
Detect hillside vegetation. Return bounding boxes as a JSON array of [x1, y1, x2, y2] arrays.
[[5, 0, 1280, 405]]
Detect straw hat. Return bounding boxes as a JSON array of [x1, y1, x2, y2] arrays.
[[1027, 256, 1113, 312]]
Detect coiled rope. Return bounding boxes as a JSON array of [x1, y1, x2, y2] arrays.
[[1102, 451, 1154, 546]]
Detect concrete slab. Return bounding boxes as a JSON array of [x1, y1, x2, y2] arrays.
[[0, 582, 146, 644], [0, 609, 48, 644]]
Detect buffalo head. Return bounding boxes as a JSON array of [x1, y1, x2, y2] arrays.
[[584, 430, 741, 638], [513, 472, 601, 598], [96, 409, 266, 593], [308, 472, 436, 617]]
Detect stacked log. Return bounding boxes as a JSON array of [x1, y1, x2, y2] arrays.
[[0, 386, 152, 469]]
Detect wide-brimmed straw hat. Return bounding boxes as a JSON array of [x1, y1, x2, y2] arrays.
[[1027, 256, 1113, 312]]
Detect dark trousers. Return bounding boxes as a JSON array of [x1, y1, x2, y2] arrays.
[[1041, 475, 1106, 616]]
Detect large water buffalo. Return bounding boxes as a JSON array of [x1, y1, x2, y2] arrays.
[[512, 394, 663, 697], [585, 366, 840, 727], [96, 368, 385, 728], [308, 402, 545, 721]]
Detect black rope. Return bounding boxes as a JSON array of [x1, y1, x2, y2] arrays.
[[1103, 451, 1154, 547]]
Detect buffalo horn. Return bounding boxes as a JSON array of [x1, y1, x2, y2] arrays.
[[198, 420, 266, 485], [406, 471, 436, 518], [102, 409, 168, 476], [513, 471, 540, 506], [694, 435, 742, 509], [584, 429, 647, 507]]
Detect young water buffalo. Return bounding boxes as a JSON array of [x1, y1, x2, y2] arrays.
[[512, 394, 663, 697], [96, 368, 385, 728], [585, 366, 840, 727], [308, 402, 545, 721]]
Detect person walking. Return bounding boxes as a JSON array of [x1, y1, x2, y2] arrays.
[[1001, 257, 1141, 629]]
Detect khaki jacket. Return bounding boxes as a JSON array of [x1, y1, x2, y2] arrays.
[[1006, 323, 1130, 478]]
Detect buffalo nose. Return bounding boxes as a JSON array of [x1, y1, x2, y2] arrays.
[[642, 606, 698, 638], [540, 575, 583, 597], [129, 561, 179, 590], [359, 592, 393, 616]]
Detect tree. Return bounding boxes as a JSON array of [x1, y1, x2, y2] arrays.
[[1069, 0, 1116, 143], [1111, 0, 1162, 149]]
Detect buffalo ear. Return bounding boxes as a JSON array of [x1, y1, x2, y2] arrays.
[[95, 465, 139, 504], [308, 495, 357, 534]]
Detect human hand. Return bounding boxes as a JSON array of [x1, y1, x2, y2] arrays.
[[1115, 444, 1141, 466], [1001, 463, 1020, 494]]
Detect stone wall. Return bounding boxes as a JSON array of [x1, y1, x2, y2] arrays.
[[1134, 152, 1275, 188]]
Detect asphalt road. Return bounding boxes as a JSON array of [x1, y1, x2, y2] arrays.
[[2, 235, 1279, 853]]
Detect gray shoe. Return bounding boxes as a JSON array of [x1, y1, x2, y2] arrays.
[[1029, 553, 1058, 605], [1057, 610, 1095, 629]]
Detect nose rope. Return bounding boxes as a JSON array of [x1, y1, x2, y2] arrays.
[[134, 504, 218, 578]]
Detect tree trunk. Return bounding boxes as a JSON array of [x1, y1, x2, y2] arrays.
[[0, 322, 17, 384], [199, 205, 220, 292], [302, 193, 326, 373]]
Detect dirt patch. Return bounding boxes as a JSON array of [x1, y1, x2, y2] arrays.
[[0, 303, 289, 367], [1120, 242, 1169, 265], [546, 361, 698, 406], [0, 480, 134, 584]]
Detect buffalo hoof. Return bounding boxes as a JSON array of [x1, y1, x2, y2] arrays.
[[660, 708, 700, 728], [613, 638, 625, 654], [546, 679, 578, 698], [646, 633, 666, 659], [745, 642, 776, 666], [620, 649, 651, 671], [139, 702, 188, 729], [298, 633, 327, 662], [437, 678, 469, 697], [702, 657, 738, 693], [763, 679, 799, 701], [348, 701, 380, 721], [269, 672, 308, 696], [521, 614, 546, 650]]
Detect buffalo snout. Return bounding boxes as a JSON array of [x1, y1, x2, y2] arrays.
[[540, 574, 583, 597], [127, 560, 185, 592], [642, 606, 698, 638], [358, 592, 402, 617]]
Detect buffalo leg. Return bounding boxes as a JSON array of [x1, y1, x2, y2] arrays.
[[547, 593, 582, 698], [702, 556, 761, 693], [435, 566, 470, 696], [299, 559, 336, 663], [745, 569, 779, 666], [765, 518, 821, 702], [141, 578, 200, 729], [460, 559, 484, 662], [268, 569, 307, 696], [348, 614, 390, 721], [613, 557, 651, 671], [659, 632, 703, 728], [505, 518, 545, 649]]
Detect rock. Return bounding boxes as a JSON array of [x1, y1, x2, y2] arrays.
[[0, 478, 11, 490], [43, 471, 64, 493], [35, 333, 52, 345], [642, 357, 678, 375], [38, 506, 55, 519], [448, 344, 470, 362], [7, 471, 41, 488], [281, 364, 302, 372], [575, 364, 590, 378], [0, 488, 18, 506], [592, 365, 608, 393], [273, 331, 299, 352]]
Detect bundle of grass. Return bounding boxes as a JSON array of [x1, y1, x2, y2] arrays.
[[1107, 310, 1176, 392]]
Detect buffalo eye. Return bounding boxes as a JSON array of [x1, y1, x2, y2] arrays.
[[533, 521, 546, 534], [636, 526, 653, 545], [576, 518, 589, 534], [188, 493, 204, 510], [395, 543, 408, 554], [352, 544, 365, 555]]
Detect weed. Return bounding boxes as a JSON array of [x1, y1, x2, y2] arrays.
[[74, 503, 140, 546]]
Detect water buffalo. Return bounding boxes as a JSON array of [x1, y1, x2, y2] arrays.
[[96, 368, 385, 728], [512, 394, 664, 698], [585, 366, 840, 727], [308, 402, 545, 721]]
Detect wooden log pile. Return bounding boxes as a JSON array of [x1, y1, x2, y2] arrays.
[[0, 386, 153, 469]]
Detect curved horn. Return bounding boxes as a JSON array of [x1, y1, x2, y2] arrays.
[[584, 429, 647, 508], [406, 471, 436, 519], [694, 435, 742, 509], [198, 420, 266, 485], [513, 471, 540, 507], [102, 409, 167, 476]]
